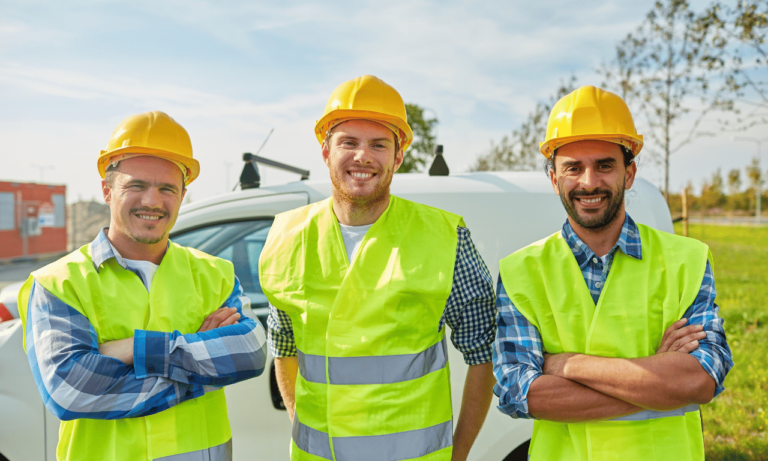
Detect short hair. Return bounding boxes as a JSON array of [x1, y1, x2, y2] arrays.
[[545, 145, 634, 175], [325, 124, 401, 156], [104, 161, 186, 192]]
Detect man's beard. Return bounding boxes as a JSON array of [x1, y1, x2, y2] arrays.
[[559, 183, 625, 230], [329, 165, 394, 209], [126, 207, 169, 244]]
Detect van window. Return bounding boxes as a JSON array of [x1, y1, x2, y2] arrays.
[[171, 220, 273, 309]]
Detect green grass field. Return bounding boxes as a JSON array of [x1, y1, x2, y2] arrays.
[[674, 224, 768, 460]]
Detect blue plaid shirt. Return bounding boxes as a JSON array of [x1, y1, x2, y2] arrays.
[[268, 226, 497, 365], [24, 229, 268, 421], [493, 215, 734, 419]]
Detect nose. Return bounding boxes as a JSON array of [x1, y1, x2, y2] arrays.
[[352, 145, 373, 164], [579, 166, 599, 190], [140, 186, 163, 209]]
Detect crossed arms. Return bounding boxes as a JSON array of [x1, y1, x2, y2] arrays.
[[25, 277, 268, 421], [493, 261, 734, 423]]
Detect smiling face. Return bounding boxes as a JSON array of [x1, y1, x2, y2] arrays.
[[550, 140, 637, 232], [102, 156, 186, 251], [322, 119, 403, 209]]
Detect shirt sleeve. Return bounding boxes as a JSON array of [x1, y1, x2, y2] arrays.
[[25, 280, 207, 421], [133, 276, 268, 386], [492, 275, 543, 419], [682, 260, 734, 397], [267, 304, 297, 357], [442, 226, 497, 365]]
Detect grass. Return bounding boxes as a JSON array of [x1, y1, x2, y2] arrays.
[[674, 223, 768, 460]]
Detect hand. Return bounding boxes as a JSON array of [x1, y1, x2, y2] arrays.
[[99, 337, 134, 365], [656, 318, 706, 354], [198, 307, 241, 333], [542, 352, 578, 378]]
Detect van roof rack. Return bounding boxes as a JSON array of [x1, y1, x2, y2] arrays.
[[239, 153, 310, 190]]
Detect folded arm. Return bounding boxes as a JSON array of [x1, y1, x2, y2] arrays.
[[132, 277, 269, 386], [540, 261, 733, 412], [493, 278, 641, 422], [25, 281, 206, 421]]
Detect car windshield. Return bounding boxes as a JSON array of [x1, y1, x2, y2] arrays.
[[171, 220, 273, 309]]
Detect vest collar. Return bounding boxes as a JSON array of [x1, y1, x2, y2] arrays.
[[88, 228, 170, 272], [561, 214, 643, 270], [89, 228, 128, 272]]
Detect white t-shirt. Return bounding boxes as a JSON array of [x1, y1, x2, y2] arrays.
[[338, 222, 374, 263], [123, 258, 160, 292]]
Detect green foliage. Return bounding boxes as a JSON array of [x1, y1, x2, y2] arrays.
[[398, 104, 438, 173], [470, 77, 576, 172], [674, 223, 768, 460]]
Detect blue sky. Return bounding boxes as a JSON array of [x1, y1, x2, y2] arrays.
[[2, 0, 766, 203]]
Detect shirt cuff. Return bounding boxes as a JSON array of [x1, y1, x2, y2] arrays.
[[463, 345, 493, 365], [133, 329, 170, 379]]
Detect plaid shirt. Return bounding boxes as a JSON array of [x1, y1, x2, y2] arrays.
[[268, 226, 497, 365], [24, 229, 268, 421], [493, 215, 734, 419]]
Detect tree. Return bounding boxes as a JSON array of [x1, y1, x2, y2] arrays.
[[726, 168, 743, 209], [700, 168, 726, 210], [470, 77, 577, 171], [696, 1, 768, 129], [599, 0, 731, 203], [398, 104, 438, 173]]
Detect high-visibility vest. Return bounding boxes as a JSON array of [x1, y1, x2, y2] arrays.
[[19, 242, 235, 461], [259, 196, 463, 461], [499, 223, 711, 461]]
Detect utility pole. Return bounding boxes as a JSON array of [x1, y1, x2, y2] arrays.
[[731, 137, 768, 224], [30, 164, 54, 183]]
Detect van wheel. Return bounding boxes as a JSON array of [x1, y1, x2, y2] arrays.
[[503, 440, 530, 461]]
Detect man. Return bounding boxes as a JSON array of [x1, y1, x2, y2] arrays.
[[18, 111, 268, 461], [492, 86, 734, 460], [259, 75, 497, 461]]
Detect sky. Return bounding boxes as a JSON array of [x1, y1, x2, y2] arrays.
[[1, 0, 767, 204]]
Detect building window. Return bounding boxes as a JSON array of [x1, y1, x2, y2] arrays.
[[0, 193, 14, 230], [52, 194, 66, 228]]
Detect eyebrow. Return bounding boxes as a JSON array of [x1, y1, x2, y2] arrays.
[[337, 135, 394, 144], [561, 157, 617, 167], [125, 179, 180, 192]]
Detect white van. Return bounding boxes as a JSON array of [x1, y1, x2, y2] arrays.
[[0, 166, 673, 461]]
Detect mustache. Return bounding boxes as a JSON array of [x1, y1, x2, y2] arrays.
[[569, 188, 613, 199], [131, 207, 169, 217]]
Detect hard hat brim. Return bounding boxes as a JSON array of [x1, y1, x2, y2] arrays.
[[314, 109, 414, 152], [97, 146, 200, 186], [539, 134, 644, 159]]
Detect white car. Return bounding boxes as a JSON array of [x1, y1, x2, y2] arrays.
[[0, 168, 673, 461]]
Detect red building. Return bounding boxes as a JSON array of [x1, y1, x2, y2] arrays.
[[0, 181, 67, 261]]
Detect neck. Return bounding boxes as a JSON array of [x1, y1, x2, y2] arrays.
[[106, 227, 168, 265], [331, 190, 390, 226], [568, 209, 626, 257]]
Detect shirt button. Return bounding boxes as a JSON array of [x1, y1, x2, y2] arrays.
[[595, 281, 602, 288], [147, 366, 155, 373], [185, 390, 192, 397], [592, 257, 599, 264], [189, 375, 195, 382]]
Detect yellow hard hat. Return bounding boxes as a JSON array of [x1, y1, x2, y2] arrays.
[[314, 75, 414, 151], [97, 111, 200, 185], [539, 85, 643, 159]]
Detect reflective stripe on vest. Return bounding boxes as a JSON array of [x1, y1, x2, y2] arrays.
[[298, 338, 448, 385], [611, 404, 700, 422], [293, 416, 452, 461], [155, 439, 232, 461]]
